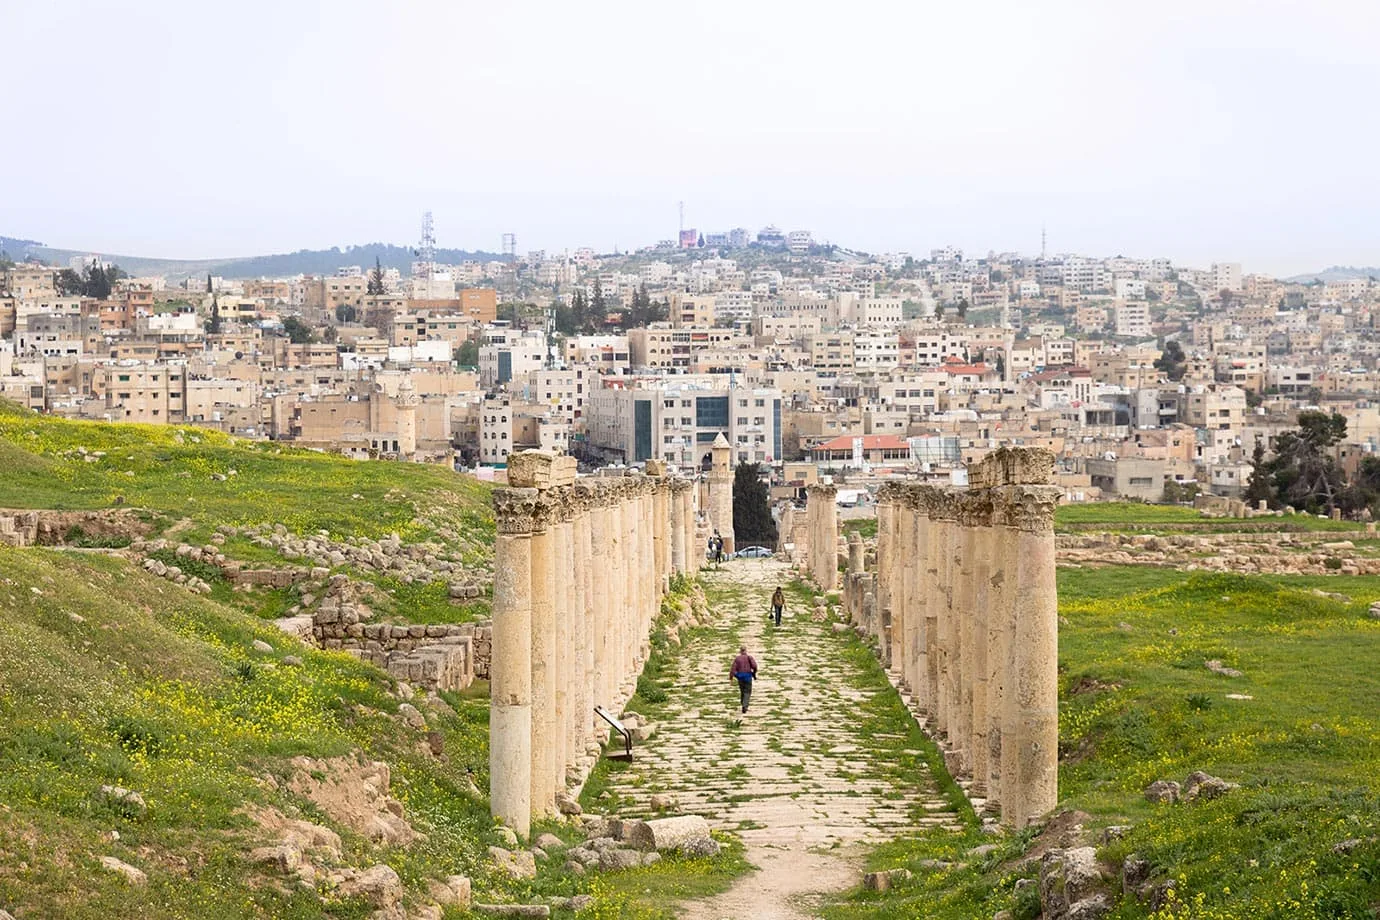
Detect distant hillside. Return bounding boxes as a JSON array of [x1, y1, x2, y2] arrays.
[[1284, 265, 1380, 283], [0, 235, 507, 281]]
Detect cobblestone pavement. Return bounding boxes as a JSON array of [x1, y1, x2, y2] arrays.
[[603, 558, 962, 919]]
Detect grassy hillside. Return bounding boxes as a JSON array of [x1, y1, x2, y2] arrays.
[[0, 401, 492, 551], [0, 545, 495, 918], [825, 567, 1380, 919]]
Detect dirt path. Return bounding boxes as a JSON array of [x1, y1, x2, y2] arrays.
[[605, 559, 961, 919]]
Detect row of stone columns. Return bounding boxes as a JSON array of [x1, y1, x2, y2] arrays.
[[855, 448, 1061, 828], [805, 483, 838, 592], [490, 453, 698, 838]]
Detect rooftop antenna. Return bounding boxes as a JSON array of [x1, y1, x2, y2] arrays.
[[679, 200, 685, 235], [1041, 224, 1047, 261]]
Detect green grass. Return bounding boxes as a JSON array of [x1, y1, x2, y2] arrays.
[[1056, 501, 1366, 534], [0, 400, 494, 554], [0, 546, 499, 918], [824, 566, 1380, 919]]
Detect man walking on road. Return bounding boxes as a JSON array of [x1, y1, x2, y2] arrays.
[[729, 645, 758, 714], [771, 586, 785, 627]]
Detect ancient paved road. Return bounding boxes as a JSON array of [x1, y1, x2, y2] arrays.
[[604, 558, 962, 919]]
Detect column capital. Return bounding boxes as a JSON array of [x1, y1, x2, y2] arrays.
[[958, 489, 995, 528], [494, 488, 541, 534], [998, 484, 1062, 534], [876, 481, 903, 505], [808, 483, 838, 500]]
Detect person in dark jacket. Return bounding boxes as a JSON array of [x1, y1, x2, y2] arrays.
[[771, 586, 785, 626], [729, 645, 758, 713]]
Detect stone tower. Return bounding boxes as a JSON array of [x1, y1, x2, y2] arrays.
[[709, 432, 735, 554], [394, 376, 419, 459]]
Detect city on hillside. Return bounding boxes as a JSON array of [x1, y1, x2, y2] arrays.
[[1, 217, 1374, 516]]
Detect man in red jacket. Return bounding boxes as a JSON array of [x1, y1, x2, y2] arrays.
[[729, 645, 758, 714]]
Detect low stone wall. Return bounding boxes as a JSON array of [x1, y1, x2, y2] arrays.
[[0, 508, 153, 547]]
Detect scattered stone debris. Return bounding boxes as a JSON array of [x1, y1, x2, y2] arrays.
[[863, 868, 912, 891], [99, 855, 147, 885], [1143, 780, 1181, 804], [1204, 659, 1244, 678]]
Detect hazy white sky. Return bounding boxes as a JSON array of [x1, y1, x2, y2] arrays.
[[8, 0, 1379, 274]]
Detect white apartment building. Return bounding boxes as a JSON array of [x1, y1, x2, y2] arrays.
[[1211, 262, 1243, 293], [856, 297, 904, 327], [479, 326, 547, 389], [1114, 302, 1152, 338], [852, 330, 900, 371], [1114, 278, 1147, 300], [585, 377, 784, 468]]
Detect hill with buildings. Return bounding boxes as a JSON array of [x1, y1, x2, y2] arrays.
[[0, 236, 506, 281]]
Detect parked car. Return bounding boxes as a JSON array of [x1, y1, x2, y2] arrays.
[[733, 545, 773, 558]]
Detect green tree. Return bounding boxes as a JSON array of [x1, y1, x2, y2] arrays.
[[281, 316, 317, 344], [454, 340, 479, 366], [207, 295, 224, 335], [206, 273, 213, 294], [591, 279, 606, 316], [1154, 340, 1187, 381], [1268, 411, 1348, 514], [732, 462, 777, 547], [1243, 438, 1272, 508], [956, 298, 970, 319], [55, 269, 84, 296], [367, 257, 386, 295], [335, 303, 358, 323], [82, 265, 113, 300]]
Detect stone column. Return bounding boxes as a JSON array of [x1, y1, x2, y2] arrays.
[[922, 491, 942, 724], [684, 484, 698, 574], [528, 493, 557, 817], [875, 493, 894, 642], [569, 488, 591, 762], [1004, 484, 1062, 827], [987, 494, 1013, 813], [968, 493, 993, 798], [588, 485, 611, 719], [895, 494, 914, 687], [954, 495, 978, 779], [911, 492, 930, 717], [670, 481, 688, 574], [808, 484, 838, 591], [552, 499, 572, 798], [490, 488, 537, 838]]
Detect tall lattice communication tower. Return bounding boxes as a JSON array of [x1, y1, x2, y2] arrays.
[[502, 233, 517, 258], [417, 211, 436, 283]]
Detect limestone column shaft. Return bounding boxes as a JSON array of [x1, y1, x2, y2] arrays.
[[924, 503, 941, 723], [876, 499, 893, 640], [913, 503, 932, 717], [529, 505, 557, 817], [490, 490, 536, 838], [955, 507, 977, 777], [1004, 485, 1061, 828], [969, 510, 992, 797], [987, 513, 1013, 812], [588, 495, 611, 716], [896, 500, 914, 688], [670, 483, 687, 574], [570, 502, 590, 759], [552, 513, 571, 794]]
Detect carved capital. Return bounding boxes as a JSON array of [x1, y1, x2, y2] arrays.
[[807, 483, 838, 500], [1002, 484, 1062, 534], [493, 487, 541, 534], [958, 489, 995, 529]]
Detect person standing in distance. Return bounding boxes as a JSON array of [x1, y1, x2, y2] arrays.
[[771, 586, 785, 626], [729, 645, 758, 714]]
